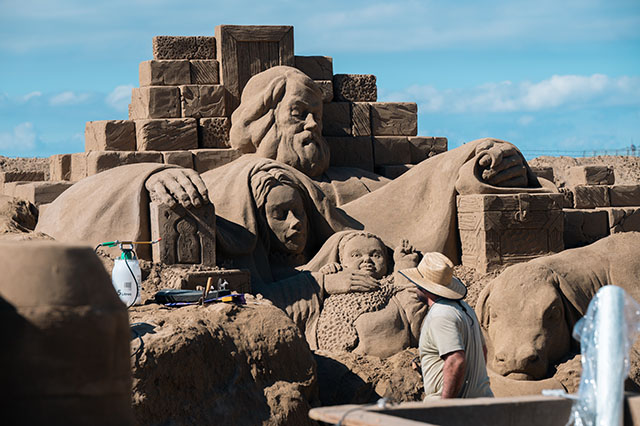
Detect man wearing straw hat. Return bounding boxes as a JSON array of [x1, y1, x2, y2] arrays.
[[399, 252, 493, 400]]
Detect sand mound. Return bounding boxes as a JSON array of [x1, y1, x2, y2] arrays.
[[129, 297, 318, 426], [530, 155, 640, 186]]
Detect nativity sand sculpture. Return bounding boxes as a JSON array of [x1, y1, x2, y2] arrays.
[[36, 65, 558, 359]]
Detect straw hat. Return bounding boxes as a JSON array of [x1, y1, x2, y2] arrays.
[[399, 252, 467, 300]]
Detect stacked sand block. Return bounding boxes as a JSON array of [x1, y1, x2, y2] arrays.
[[178, 269, 251, 294], [457, 193, 564, 273], [530, 166, 555, 183], [294, 55, 447, 177], [561, 165, 640, 248], [0, 171, 72, 207]]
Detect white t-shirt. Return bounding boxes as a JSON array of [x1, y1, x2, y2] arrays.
[[419, 298, 493, 399]]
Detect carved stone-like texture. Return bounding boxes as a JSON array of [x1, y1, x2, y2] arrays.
[[9, 181, 74, 206], [571, 185, 610, 209], [85, 151, 163, 176], [370, 102, 417, 136], [162, 151, 194, 169], [150, 201, 216, 266], [191, 148, 242, 173], [49, 154, 72, 181], [139, 60, 191, 86], [609, 184, 640, 207], [325, 136, 374, 172], [374, 164, 413, 180], [153, 36, 216, 60], [135, 118, 198, 151], [190, 60, 220, 84], [566, 165, 615, 186], [294, 56, 333, 80], [530, 166, 555, 183], [130, 87, 181, 119], [180, 85, 227, 118], [314, 80, 334, 103], [85, 120, 136, 151], [373, 136, 411, 165], [408, 136, 448, 163], [215, 25, 294, 110], [351, 102, 371, 136], [457, 193, 564, 273], [333, 74, 377, 102], [322, 102, 351, 137], [198, 117, 231, 148], [600, 207, 640, 233], [563, 209, 609, 248]]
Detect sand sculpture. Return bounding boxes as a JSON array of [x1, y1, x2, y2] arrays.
[[0, 242, 132, 425], [476, 232, 640, 386]]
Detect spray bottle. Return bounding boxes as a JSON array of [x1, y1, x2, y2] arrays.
[[95, 239, 160, 308]]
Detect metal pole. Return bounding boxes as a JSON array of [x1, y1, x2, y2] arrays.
[[596, 285, 625, 426]]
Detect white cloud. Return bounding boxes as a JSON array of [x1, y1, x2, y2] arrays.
[[518, 115, 535, 126], [21, 91, 42, 102], [383, 74, 640, 114], [106, 85, 133, 112], [49, 91, 91, 106], [0, 122, 37, 150]]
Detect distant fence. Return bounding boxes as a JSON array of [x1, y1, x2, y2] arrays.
[[520, 146, 639, 158]]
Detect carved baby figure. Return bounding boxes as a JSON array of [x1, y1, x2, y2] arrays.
[[315, 233, 426, 358]]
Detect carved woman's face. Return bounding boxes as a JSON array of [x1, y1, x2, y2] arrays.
[[340, 235, 388, 279], [264, 184, 308, 254]]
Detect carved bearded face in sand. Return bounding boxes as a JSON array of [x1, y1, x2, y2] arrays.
[[339, 234, 388, 279], [230, 66, 330, 178]]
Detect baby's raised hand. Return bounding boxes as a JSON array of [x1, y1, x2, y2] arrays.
[[319, 262, 342, 275], [394, 239, 420, 271]]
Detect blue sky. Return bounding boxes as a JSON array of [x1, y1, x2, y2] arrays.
[[1, 0, 639, 158]]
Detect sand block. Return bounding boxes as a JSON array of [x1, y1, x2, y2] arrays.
[[191, 148, 242, 173], [70, 152, 88, 181], [190, 60, 220, 84], [136, 118, 198, 151], [150, 201, 216, 266], [373, 136, 412, 165], [295, 56, 333, 80], [162, 151, 194, 169], [315, 80, 334, 103], [571, 185, 610, 209], [609, 184, 640, 207], [325, 136, 374, 172], [131, 86, 181, 119], [85, 120, 136, 151], [566, 165, 614, 186], [9, 181, 74, 206], [374, 164, 414, 180], [180, 85, 227, 118], [139, 60, 191, 86], [598, 207, 640, 233], [215, 25, 294, 110], [333, 74, 377, 102], [322, 102, 351, 136], [86, 151, 163, 176], [49, 154, 72, 181], [370, 102, 417, 136], [198, 117, 231, 148], [153, 36, 216, 60], [530, 166, 555, 183], [0, 170, 45, 185], [351, 102, 371, 136], [408, 136, 448, 163], [457, 193, 564, 273], [179, 269, 252, 294], [563, 209, 609, 248]]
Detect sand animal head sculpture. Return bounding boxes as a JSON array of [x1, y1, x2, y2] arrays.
[[230, 66, 330, 178], [251, 167, 309, 256], [476, 264, 571, 380], [476, 232, 640, 383], [337, 231, 388, 279]]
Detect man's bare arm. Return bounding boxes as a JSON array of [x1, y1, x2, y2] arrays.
[[441, 350, 466, 398]]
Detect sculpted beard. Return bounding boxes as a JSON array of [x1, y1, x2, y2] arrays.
[[275, 127, 330, 178]]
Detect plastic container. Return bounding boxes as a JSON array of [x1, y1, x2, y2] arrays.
[[112, 251, 142, 306]]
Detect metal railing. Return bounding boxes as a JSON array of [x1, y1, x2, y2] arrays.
[[520, 146, 638, 158]]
